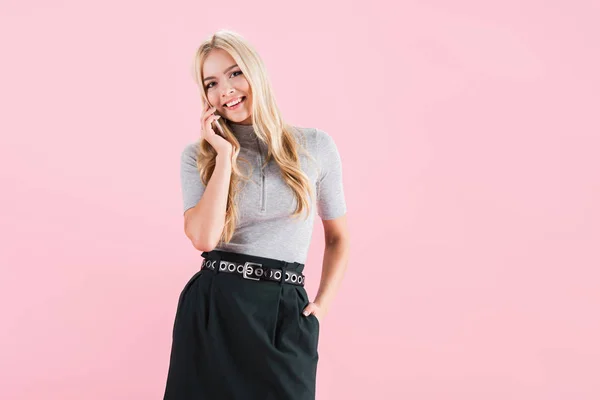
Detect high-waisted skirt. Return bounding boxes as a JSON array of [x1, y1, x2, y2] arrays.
[[163, 249, 321, 400]]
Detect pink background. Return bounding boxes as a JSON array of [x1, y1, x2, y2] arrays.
[[1, 1, 599, 399]]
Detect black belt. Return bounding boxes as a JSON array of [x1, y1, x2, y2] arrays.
[[201, 257, 305, 287]]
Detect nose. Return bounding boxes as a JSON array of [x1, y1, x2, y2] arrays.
[[221, 85, 235, 98]]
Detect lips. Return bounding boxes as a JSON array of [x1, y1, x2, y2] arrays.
[[224, 96, 246, 107]]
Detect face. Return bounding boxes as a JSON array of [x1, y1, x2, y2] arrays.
[[202, 48, 253, 125]]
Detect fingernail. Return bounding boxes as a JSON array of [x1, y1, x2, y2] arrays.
[[303, 311, 309, 316]]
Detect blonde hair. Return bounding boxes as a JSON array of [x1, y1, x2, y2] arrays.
[[192, 29, 316, 244]]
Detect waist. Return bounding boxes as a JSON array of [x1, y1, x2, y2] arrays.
[[201, 249, 306, 286]]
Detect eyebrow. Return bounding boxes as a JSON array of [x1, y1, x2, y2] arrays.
[[203, 64, 239, 82]]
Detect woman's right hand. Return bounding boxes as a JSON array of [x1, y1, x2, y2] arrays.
[[201, 102, 233, 157]]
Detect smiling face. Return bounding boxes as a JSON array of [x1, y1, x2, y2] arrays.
[[202, 48, 253, 125]]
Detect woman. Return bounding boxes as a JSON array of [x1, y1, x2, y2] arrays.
[[163, 29, 350, 400]]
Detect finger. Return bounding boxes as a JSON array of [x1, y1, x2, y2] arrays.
[[201, 108, 216, 127], [203, 114, 220, 135], [208, 114, 220, 126], [201, 112, 214, 131], [210, 115, 222, 132], [202, 106, 216, 122], [302, 306, 313, 316]]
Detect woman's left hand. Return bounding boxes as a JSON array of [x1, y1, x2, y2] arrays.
[[302, 301, 326, 322]]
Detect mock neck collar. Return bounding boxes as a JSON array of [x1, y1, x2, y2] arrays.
[[229, 121, 254, 135], [225, 121, 274, 154]]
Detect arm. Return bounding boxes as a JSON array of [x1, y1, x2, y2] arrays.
[[302, 129, 350, 320], [313, 215, 350, 316], [182, 148, 232, 251]]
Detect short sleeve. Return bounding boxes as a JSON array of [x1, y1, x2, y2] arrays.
[[316, 129, 347, 220], [180, 142, 206, 214]]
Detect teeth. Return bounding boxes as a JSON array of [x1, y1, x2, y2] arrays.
[[226, 97, 243, 107]]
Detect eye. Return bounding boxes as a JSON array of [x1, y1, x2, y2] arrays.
[[205, 71, 243, 89]]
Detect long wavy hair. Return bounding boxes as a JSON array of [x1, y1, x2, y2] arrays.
[[191, 29, 316, 244]]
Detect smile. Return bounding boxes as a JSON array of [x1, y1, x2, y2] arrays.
[[225, 96, 246, 110]]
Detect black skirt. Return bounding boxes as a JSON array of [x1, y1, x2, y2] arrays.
[[163, 250, 320, 400]]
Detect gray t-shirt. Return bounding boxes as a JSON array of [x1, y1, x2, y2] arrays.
[[180, 122, 346, 264]]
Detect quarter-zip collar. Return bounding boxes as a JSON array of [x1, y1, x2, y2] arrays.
[[229, 121, 268, 212]]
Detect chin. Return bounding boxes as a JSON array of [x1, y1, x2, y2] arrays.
[[226, 111, 252, 125], [223, 96, 252, 124]]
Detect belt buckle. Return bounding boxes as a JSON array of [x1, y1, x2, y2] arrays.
[[243, 262, 262, 281]]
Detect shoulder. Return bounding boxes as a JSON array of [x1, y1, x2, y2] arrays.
[[287, 125, 336, 153], [181, 140, 201, 161], [288, 125, 315, 142], [314, 128, 337, 150], [305, 128, 340, 160]]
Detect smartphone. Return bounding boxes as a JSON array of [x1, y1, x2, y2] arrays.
[[212, 112, 226, 136], [206, 101, 226, 136]]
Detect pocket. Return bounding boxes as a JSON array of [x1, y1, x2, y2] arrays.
[[295, 289, 320, 355], [306, 312, 320, 358], [310, 314, 321, 325], [309, 313, 320, 336], [297, 288, 320, 331]]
